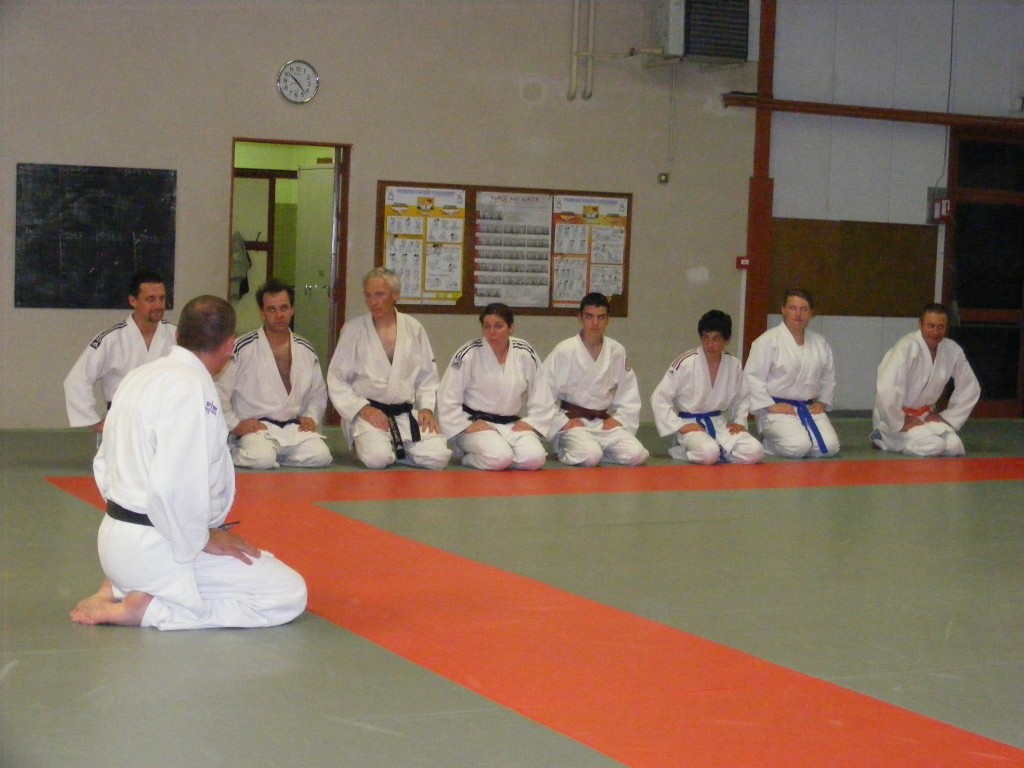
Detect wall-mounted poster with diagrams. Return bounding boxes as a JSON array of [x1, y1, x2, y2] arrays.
[[376, 181, 631, 316], [381, 184, 465, 305], [552, 194, 628, 307], [474, 191, 553, 307]]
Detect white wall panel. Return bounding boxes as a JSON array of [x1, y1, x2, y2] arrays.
[[951, 1, 1021, 115], [774, 0, 838, 102], [834, 1, 898, 108], [894, 1, 955, 111], [889, 122, 948, 224], [827, 118, 895, 222], [770, 112, 832, 219]]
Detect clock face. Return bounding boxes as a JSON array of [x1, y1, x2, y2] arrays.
[[277, 60, 319, 103]]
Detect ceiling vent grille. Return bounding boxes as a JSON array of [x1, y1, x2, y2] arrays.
[[652, 0, 749, 62]]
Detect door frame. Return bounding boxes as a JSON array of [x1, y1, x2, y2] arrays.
[[944, 129, 1024, 417], [230, 138, 351, 423]]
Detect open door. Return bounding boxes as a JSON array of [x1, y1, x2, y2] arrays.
[[229, 139, 351, 422]]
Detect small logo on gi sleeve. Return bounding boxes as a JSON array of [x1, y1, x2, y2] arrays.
[[205, 400, 219, 416]]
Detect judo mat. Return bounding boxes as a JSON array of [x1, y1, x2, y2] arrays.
[[50, 458, 1024, 768]]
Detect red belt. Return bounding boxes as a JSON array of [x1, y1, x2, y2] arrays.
[[902, 405, 932, 418]]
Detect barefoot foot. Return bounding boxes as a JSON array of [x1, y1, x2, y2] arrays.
[[70, 581, 153, 626]]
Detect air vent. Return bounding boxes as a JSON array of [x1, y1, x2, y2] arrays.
[[651, 0, 749, 62]]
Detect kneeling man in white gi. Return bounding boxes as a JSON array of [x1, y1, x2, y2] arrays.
[[542, 292, 649, 467], [327, 267, 451, 470], [71, 295, 307, 630], [652, 309, 763, 464], [216, 279, 332, 469], [871, 303, 980, 457]]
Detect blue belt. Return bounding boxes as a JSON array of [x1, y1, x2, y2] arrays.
[[773, 397, 828, 455], [678, 410, 722, 439]]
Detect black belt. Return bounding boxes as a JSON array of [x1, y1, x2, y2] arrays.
[[106, 499, 153, 527], [260, 417, 300, 429], [560, 400, 611, 421], [368, 400, 420, 459], [462, 404, 520, 425]]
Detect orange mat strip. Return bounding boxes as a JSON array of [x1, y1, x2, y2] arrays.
[[55, 456, 1022, 504], [50, 463, 1024, 768]]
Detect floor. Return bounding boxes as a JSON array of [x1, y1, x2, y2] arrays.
[[1, 418, 1022, 768]]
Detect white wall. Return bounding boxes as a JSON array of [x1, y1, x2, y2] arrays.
[[0, 0, 757, 428], [769, 0, 1024, 409]]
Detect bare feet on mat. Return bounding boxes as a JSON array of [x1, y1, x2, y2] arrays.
[[70, 579, 153, 626]]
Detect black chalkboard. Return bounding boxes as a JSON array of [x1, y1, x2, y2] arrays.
[[15, 163, 176, 308]]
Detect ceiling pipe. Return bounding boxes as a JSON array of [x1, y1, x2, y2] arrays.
[[568, 0, 666, 101], [582, 0, 596, 100]]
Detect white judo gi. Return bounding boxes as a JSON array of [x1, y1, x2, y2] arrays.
[[651, 348, 764, 465], [438, 337, 557, 471], [542, 334, 649, 467], [216, 328, 332, 469], [64, 315, 177, 427], [327, 312, 451, 469], [94, 346, 307, 630], [871, 330, 980, 456], [744, 323, 841, 458]]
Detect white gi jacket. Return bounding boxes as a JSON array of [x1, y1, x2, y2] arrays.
[[64, 315, 177, 427], [873, 330, 980, 434], [327, 311, 441, 440], [438, 337, 557, 440], [744, 323, 837, 414], [94, 346, 235, 564], [216, 328, 327, 431], [651, 348, 750, 437], [542, 334, 642, 434]]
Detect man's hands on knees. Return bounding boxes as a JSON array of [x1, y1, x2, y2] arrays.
[[204, 528, 262, 565], [357, 404, 390, 431]]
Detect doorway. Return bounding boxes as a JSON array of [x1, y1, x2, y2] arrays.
[[229, 139, 350, 367], [946, 130, 1024, 417]]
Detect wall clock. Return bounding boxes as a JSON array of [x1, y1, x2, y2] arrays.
[[277, 60, 319, 104]]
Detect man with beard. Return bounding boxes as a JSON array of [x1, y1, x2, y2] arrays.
[[64, 270, 177, 432], [216, 278, 332, 469]]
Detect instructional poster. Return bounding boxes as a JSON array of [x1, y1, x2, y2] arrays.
[[376, 181, 631, 315], [474, 191, 553, 307], [382, 185, 465, 304], [552, 194, 628, 307]]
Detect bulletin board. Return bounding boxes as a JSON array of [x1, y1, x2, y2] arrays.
[[15, 163, 176, 308], [375, 181, 632, 316], [771, 218, 937, 317]]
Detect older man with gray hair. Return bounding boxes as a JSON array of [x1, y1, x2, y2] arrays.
[[327, 267, 451, 469]]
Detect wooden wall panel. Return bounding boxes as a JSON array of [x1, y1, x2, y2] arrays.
[[771, 218, 937, 316]]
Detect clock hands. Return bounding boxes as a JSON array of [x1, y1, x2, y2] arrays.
[[288, 73, 306, 95]]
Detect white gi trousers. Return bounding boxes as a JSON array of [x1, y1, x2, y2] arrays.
[[758, 412, 841, 459], [671, 422, 764, 465], [453, 422, 547, 471], [352, 412, 452, 470], [98, 517, 307, 631], [232, 425, 333, 470], [871, 421, 965, 457], [556, 421, 649, 467]]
